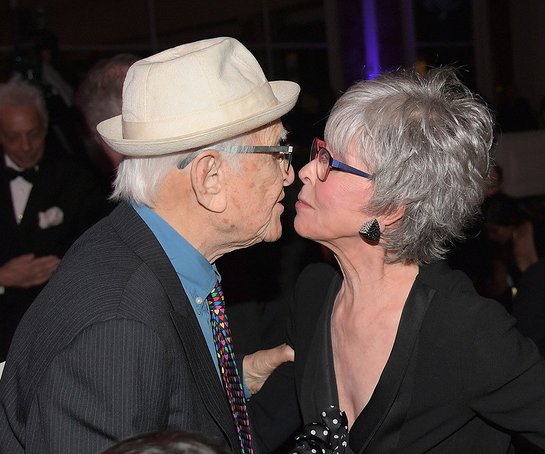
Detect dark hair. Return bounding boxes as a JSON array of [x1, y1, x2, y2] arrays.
[[481, 193, 523, 227], [101, 430, 232, 454]]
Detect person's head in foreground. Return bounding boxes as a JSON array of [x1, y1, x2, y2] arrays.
[[294, 66, 493, 264], [98, 37, 300, 260], [102, 430, 231, 454]]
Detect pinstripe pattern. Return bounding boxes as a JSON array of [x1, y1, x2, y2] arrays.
[[0, 202, 240, 454]]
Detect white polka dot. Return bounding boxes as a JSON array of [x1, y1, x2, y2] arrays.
[[334, 435, 339, 439], [333, 418, 338, 424], [310, 430, 316, 435], [342, 441, 347, 447], [323, 430, 328, 436], [322, 411, 326, 417]]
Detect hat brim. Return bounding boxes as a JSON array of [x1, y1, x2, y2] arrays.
[[97, 80, 300, 157]]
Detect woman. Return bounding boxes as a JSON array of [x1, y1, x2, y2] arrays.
[[287, 68, 545, 453]]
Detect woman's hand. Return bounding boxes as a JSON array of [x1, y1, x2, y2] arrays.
[[243, 343, 294, 394]]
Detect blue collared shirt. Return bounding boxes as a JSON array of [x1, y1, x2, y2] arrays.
[[133, 203, 221, 379]]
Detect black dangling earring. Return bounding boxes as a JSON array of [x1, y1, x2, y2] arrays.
[[359, 219, 381, 244]]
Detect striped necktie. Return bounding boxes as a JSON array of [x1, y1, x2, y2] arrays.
[[207, 280, 253, 453]]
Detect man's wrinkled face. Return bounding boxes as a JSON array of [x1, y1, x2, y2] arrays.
[[0, 104, 47, 169], [224, 121, 295, 247]]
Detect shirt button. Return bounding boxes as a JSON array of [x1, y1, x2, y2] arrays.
[[195, 296, 203, 305]]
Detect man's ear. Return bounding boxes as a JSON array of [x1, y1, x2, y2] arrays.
[[190, 150, 227, 213]]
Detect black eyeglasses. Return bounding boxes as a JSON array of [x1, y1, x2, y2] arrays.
[[310, 138, 373, 182], [240, 145, 293, 173], [177, 144, 293, 172]]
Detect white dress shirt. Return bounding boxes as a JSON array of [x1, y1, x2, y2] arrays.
[[5, 155, 33, 224]]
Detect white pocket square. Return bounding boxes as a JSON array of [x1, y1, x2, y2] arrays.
[[38, 206, 64, 229]]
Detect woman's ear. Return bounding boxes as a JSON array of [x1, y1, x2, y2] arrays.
[[190, 150, 227, 213], [382, 204, 406, 228]]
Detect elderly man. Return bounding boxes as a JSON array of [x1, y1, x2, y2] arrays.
[[0, 37, 299, 454], [0, 80, 106, 361]]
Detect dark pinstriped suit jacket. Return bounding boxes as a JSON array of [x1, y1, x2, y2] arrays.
[[0, 202, 240, 454]]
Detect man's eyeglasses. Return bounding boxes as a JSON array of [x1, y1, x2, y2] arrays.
[[310, 138, 373, 182], [177, 145, 293, 172], [239, 145, 293, 173]]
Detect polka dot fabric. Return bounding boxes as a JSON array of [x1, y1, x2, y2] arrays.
[[290, 406, 349, 454]]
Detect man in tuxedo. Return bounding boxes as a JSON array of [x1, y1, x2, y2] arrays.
[[0, 79, 107, 361], [0, 37, 298, 453]]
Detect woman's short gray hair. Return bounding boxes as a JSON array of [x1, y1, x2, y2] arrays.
[[0, 79, 48, 125], [325, 67, 494, 264], [111, 122, 285, 207]]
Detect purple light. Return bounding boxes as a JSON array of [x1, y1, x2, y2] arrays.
[[362, 0, 381, 79]]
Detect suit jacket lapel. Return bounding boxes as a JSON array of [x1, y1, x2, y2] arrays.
[[349, 278, 435, 454], [169, 310, 239, 449], [0, 160, 23, 259], [109, 203, 239, 450], [18, 159, 57, 231], [300, 273, 342, 422], [0, 163, 17, 228]]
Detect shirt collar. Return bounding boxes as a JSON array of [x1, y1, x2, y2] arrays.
[[4, 154, 40, 172], [132, 203, 219, 312]]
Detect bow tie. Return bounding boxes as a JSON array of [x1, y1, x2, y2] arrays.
[[5, 166, 39, 183]]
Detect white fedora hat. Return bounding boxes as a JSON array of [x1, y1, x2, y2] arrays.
[[97, 37, 300, 156]]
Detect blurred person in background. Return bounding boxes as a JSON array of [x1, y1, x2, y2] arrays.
[[0, 79, 106, 361], [75, 53, 138, 191]]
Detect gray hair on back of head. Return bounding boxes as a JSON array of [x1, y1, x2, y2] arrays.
[[76, 53, 138, 130], [0, 78, 48, 125], [325, 67, 494, 264]]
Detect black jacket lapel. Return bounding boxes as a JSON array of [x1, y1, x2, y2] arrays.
[[109, 202, 239, 451], [349, 279, 435, 454], [299, 273, 342, 422]]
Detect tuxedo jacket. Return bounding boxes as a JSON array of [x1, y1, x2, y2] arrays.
[[0, 202, 242, 453], [254, 261, 545, 453], [0, 150, 107, 360]]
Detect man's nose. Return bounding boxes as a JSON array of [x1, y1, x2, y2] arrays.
[[21, 135, 31, 150]]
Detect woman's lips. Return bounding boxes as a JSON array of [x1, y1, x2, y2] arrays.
[[295, 197, 311, 209]]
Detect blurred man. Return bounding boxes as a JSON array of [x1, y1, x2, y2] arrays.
[[75, 53, 138, 190], [0, 37, 298, 453], [0, 80, 106, 360]]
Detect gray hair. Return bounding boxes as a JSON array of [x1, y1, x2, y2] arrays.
[[75, 53, 138, 130], [111, 122, 286, 206], [0, 79, 48, 125], [325, 67, 494, 264]]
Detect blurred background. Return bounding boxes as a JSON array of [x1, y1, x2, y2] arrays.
[[2, 0, 545, 189], [1, 0, 544, 129]]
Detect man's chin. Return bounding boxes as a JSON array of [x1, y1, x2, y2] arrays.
[[263, 228, 282, 243]]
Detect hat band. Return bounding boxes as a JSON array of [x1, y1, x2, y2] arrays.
[[122, 82, 279, 141]]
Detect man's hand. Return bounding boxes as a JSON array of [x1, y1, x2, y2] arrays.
[[0, 254, 60, 288], [243, 343, 294, 394]]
